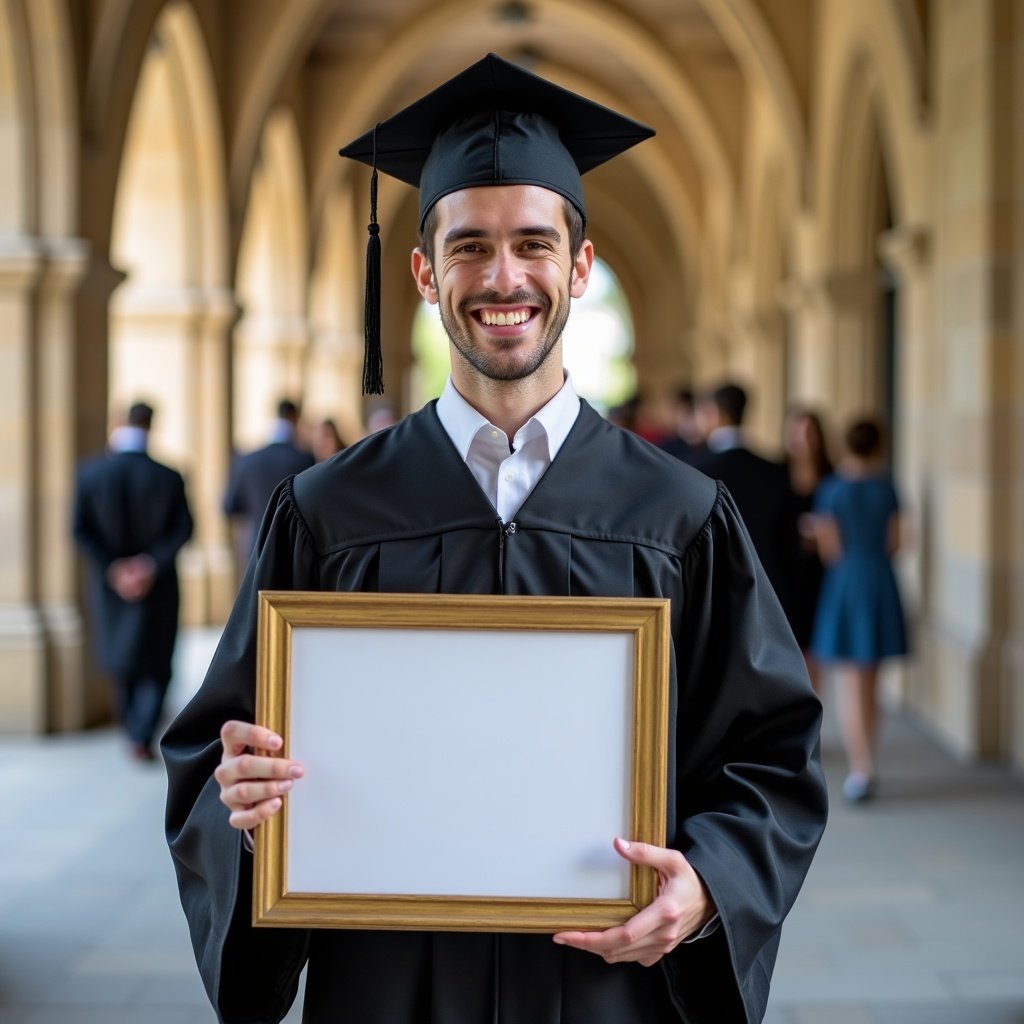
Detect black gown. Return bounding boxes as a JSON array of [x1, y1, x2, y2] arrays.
[[163, 400, 827, 1024]]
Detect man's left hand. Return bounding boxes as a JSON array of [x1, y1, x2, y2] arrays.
[[553, 838, 715, 967]]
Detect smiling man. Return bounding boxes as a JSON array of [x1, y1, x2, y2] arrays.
[[164, 54, 827, 1024]]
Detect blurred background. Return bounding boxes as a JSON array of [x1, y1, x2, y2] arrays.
[[0, 1, 1022, 1021]]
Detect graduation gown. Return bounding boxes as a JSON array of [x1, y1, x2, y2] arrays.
[[163, 400, 827, 1024]]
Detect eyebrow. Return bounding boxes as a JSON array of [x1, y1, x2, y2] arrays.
[[442, 225, 563, 247]]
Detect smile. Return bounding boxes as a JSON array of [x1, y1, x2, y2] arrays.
[[474, 307, 536, 326]]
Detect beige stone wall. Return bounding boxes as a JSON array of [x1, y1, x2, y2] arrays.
[[0, 0, 1021, 766]]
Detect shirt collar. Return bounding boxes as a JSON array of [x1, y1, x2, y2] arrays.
[[707, 425, 744, 453], [108, 425, 148, 453], [436, 374, 581, 462], [269, 419, 296, 444]]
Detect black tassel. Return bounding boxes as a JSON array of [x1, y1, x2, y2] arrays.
[[362, 126, 384, 395]]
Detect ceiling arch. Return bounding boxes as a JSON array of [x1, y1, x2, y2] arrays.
[[305, 0, 736, 239], [698, 0, 807, 201]]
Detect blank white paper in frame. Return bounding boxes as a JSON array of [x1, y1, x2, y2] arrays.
[[287, 626, 634, 900]]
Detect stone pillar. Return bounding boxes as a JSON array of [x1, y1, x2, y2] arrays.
[[189, 289, 240, 624], [730, 303, 787, 453], [305, 325, 364, 445], [36, 238, 91, 732], [878, 226, 932, 614], [783, 268, 881, 426], [0, 238, 119, 733], [0, 237, 47, 732]]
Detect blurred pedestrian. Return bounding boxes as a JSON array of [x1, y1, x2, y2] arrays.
[[312, 418, 346, 462], [811, 418, 909, 803], [223, 398, 315, 555], [694, 382, 801, 633], [659, 387, 707, 466], [784, 406, 834, 691], [72, 401, 194, 761]]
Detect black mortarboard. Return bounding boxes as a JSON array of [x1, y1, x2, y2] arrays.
[[339, 53, 655, 394]]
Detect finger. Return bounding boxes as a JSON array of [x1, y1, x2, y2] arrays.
[[220, 778, 294, 811], [553, 925, 633, 953], [214, 753, 303, 788], [220, 721, 283, 759], [613, 837, 687, 875], [227, 796, 283, 831]]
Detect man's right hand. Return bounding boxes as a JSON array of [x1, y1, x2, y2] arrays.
[[214, 720, 304, 830]]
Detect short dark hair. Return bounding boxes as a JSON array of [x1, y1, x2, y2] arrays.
[[126, 402, 154, 429], [711, 383, 748, 426], [846, 418, 883, 458], [277, 398, 300, 420], [418, 196, 586, 270]]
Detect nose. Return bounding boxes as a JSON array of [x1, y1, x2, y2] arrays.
[[482, 247, 526, 295]]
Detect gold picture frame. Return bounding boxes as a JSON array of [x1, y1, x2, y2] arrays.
[[253, 591, 669, 933]]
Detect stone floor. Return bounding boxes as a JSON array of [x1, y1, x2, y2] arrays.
[[0, 629, 1021, 1023]]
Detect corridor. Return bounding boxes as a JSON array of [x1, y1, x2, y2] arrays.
[[1, 630, 1021, 1024]]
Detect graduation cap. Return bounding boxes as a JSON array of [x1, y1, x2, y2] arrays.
[[339, 52, 655, 394]]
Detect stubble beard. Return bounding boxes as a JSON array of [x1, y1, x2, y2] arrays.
[[440, 283, 572, 383]]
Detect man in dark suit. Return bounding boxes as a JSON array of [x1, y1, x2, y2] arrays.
[[73, 402, 194, 760], [659, 387, 708, 466], [223, 398, 315, 555], [694, 382, 801, 632]]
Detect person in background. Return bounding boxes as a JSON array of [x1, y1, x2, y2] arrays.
[[660, 387, 707, 466], [73, 401, 194, 761], [811, 417, 909, 803], [223, 398, 315, 554], [312, 418, 346, 462], [694, 382, 801, 634], [784, 406, 834, 692]]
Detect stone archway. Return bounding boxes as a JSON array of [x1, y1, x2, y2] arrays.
[[108, 0, 234, 625]]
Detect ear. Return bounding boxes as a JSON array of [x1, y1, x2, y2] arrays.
[[569, 239, 595, 299], [411, 249, 438, 305]]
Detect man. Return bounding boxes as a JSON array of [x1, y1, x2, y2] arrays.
[[223, 398, 315, 554], [659, 387, 707, 466], [693, 381, 803, 634], [73, 401, 193, 760], [164, 54, 826, 1024]]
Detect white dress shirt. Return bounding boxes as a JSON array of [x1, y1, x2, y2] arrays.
[[435, 375, 581, 523]]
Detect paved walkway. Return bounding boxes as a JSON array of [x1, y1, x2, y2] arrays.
[[1, 629, 1022, 1024]]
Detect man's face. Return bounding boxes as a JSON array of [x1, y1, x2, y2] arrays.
[[412, 185, 592, 386]]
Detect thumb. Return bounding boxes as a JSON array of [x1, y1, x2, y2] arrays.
[[613, 837, 685, 874]]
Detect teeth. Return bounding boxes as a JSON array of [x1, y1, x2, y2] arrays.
[[481, 309, 530, 326]]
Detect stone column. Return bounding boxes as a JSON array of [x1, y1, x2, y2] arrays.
[[0, 237, 47, 732], [192, 289, 240, 624], [878, 226, 932, 614], [36, 238, 91, 732], [0, 238, 119, 733], [782, 267, 881, 425]]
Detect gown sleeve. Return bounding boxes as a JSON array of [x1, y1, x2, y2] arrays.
[[663, 483, 828, 1024], [162, 478, 318, 1024]]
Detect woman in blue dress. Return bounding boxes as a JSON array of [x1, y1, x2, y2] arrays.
[[811, 419, 908, 802]]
